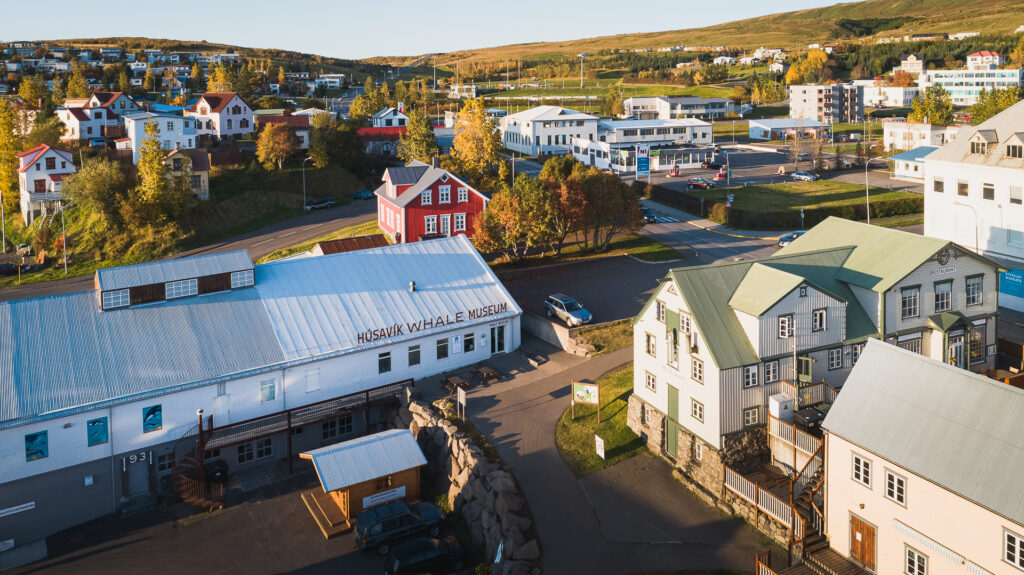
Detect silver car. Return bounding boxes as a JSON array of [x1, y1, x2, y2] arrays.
[[544, 294, 592, 326]]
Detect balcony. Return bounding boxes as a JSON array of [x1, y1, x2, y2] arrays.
[[21, 190, 64, 203]]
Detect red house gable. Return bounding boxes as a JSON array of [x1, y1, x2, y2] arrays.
[[376, 164, 489, 244]]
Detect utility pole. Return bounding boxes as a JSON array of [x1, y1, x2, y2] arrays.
[[59, 201, 67, 274], [0, 189, 6, 253]]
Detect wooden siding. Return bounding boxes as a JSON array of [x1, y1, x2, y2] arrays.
[[129, 282, 166, 305], [884, 248, 1000, 333], [344, 466, 421, 517], [198, 272, 232, 294], [758, 285, 846, 358]]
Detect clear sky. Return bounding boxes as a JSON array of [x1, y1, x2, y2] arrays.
[[3, 0, 839, 60]]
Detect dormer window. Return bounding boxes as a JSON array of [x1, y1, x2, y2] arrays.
[[970, 141, 987, 154], [1008, 144, 1023, 159]]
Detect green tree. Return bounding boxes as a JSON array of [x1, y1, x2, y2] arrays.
[[256, 123, 298, 170], [0, 101, 22, 215], [578, 167, 641, 250], [62, 157, 128, 229], [143, 69, 157, 93], [396, 108, 440, 164], [277, 66, 286, 87], [117, 69, 131, 93], [18, 75, 50, 107], [442, 98, 502, 191], [26, 115, 65, 149], [133, 120, 172, 222], [308, 112, 334, 169], [190, 62, 204, 92], [967, 87, 1022, 125], [66, 68, 92, 99], [909, 86, 954, 125], [600, 84, 623, 116], [348, 94, 373, 124], [1012, 35, 1024, 68], [51, 77, 66, 107]]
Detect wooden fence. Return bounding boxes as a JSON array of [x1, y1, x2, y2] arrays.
[[724, 465, 794, 527]]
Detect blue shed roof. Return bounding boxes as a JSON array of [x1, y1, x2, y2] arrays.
[[96, 250, 253, 291], [888, 146, 938, 163]]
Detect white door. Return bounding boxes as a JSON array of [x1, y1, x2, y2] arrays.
[[490, 324, 506, 354], [214, 394, 231, 425], [948, 335, 965, 368], [440, 214, 451, 236]]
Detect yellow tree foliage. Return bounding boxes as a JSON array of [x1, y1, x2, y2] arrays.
[[256, 123, 298, 170], [443, 98, 501, 191], [0, 100, 21, 214]]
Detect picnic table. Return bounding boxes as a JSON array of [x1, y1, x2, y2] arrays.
[[444, 374, 469, 395], [475, 365, 499, 385]]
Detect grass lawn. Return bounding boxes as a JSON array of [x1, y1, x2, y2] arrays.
[[693, 181, 916, 212], [872, 214, 924, 228], [555, 366, 645, 477], [256, 220, 386, 263], [713, 120, 750, 137], [490, 232, 682, 271], [744, 106, 789, 119], [574, 320, 633, 357]]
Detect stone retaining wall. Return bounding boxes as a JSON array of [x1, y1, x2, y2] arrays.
[[394, 399, 541, 575]]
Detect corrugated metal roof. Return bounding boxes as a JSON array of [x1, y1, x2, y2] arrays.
[[775, 217, 951, 292], [823, 340, 1024, 527], [302, 429, 426, 492], [256, 234, 520, 360], [386, 165, 429, 186], [888, 146, 937, 163], [668, 246, 875, 370], [96, 249, 253, 291], [1, 236, 519, 429]]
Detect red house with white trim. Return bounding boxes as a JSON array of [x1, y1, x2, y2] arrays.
[[17, 144, 76, 225], [375, 161, 489, 244]]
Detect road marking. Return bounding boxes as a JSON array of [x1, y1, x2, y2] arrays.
[[251, 238, 273, 246], [279, 231, 297, 237]]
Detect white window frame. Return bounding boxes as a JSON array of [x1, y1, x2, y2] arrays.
[[645, 371, 656, 392], [165, 278, 198, 299], [691, 357, 704, 383], [743, 407, 759, 426], [421, 190, 432, 205], [852, 343, 864, 365], [230, 269, 254, 288], [966, 275, 983, 306], [764, 360, 779, 383], [655, 300, 665, 322], [102, 289, 130, 309], [438, 185, 451, 203], [424, 215, 437, 234], [885, 469, 907, 506], [408, 344, 421, 366], [691, 399, 704, 423], [378, 351, 392, 374], [260, 379, 276, 403], [454, 213, 466, 232], [828, 348, 842, 370], [779, 314, 793, 338], [680, 313, 691, 334], [743, 365, 758, 388], [812, 308, 827, 332], [694, 441, 703, 461], [852, 453, 872, 488], [645, 332, 657, 357], [905, 546, 927, 575], [457, 187, 468, 202], [1006, 529, 1024, 570]]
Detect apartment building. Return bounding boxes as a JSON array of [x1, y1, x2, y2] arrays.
[[498, 105, 598, 156], [622, 96, 734, 120], [923, 99, 1024, 312], [918, 68, 1024, 107], [789, 84, 864, 123], [570, 118, 714, 173], [883, 118, 960, 151]]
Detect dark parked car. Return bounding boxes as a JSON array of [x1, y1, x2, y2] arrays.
[[701, 161, 724, 170], [777, 230, 806, 247], [354, 500, 445, 555], [304, 196, 336, 211], [0, 263, 18, 277], [384, 536, 464, 575], [352, 189, 375, 200], [641, 208, 657, 223], [686, 177, 715, 190]]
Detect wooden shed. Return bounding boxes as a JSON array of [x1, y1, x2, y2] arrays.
[[300, 429, 427, 539]]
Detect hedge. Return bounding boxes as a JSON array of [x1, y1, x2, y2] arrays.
[[649, 185, 923, 230]]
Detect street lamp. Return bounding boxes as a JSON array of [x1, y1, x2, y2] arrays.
[[864, 155, 886, 224], [578, 53, 587, 90], [302, 156, 313, 211], [953, 201, 981, 254]]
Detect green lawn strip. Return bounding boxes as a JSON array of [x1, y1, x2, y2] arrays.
[[573, 320, 633, 357], [256, 220, 385, 263], [491, 233, 682, 271], [691, 181, 916, 212], [871, 214, 924, 228], [555, 366, 645, 477]]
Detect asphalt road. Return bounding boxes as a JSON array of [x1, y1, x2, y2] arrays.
[[0, 199, 377, 302]]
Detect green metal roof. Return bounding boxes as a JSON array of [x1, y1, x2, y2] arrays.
[[928, 311, 969, 333], [667, 246, 878, 370], [774, 216, 950, 292]]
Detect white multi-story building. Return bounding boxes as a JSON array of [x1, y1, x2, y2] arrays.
[[861, 84, 919, 108], [123, 112, 198, 164], [622, 96, 734, 120], [789, 84, 864, 123], [821, 340, 1024, 575], [56, 106, 119, 143], [627, 217, 1000, 477], [185, 92, 254, 140], [923, 99, 1024, 311], [966, 50, 1005, 70], [894, 53, 925, 76], [371, 107, 408, 128], [0, 236, 521, 553], [570, 118, 714, 173], [883, 118, 960, 151], [16, 144, 76, 224], [918, 68, 1024, 106], [498, 105, 598, 156]]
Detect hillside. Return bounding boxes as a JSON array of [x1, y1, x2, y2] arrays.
[[383, 0, 1024, 66]]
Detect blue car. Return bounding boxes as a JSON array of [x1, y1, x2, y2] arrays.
[[777, 230, 806, 247], [353, 189, 375, 200]]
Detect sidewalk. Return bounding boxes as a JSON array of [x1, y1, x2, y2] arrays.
[[642, 198, 782, 240]]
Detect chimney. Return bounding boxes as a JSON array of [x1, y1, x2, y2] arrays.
[[409, 281, 416, 293], [431, 156, 440, 168]]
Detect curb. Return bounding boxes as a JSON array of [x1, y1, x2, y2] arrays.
[[644, 200, 782, 242]]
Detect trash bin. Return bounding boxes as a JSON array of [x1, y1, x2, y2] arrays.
[[204, 459, 229, 484]]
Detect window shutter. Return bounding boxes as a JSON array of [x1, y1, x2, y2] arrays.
[[665, 308, 680, 333]]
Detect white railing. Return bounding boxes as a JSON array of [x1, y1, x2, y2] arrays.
[[810, 501, 824, 534], [795, 426, 820, 456], [769, 415, 794, 444], [758, 485, 792, 525], [794, 450, 822, 497], [725, 465, 757, 503], [757, 562, 778, 575]]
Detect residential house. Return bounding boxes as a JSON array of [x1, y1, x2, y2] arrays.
[[255, 114, 311, 149], [99, 47, 121, 61], [87, 92, 139, 121], [918, 68, 1023, 106], [498, 105, 599, 156], [923, 99, 1024, 312], [56, 107, 119, 143], [882, 118, 960, 151], [185, 92, 254, 140], [713, 56, 736, 65], [447, 84, 478, 99], [966, 51, 1005, 70], [357, 127, 406, 156], [570, 118, 714, 173], [164, 148, 211, 200], [789, 84, 864, 123], [888, 146, 937, 183], [123, 112, 198, 164], [626, 217, 1000, 500], [769, 62, 789, 75], [375, 160, 489, 243], [16, 144, 76, 225], [819, 339, 1024, 575], [622, 96, 735, 120], [894, 54, 925, 76], [371, 107, 408, 128]]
